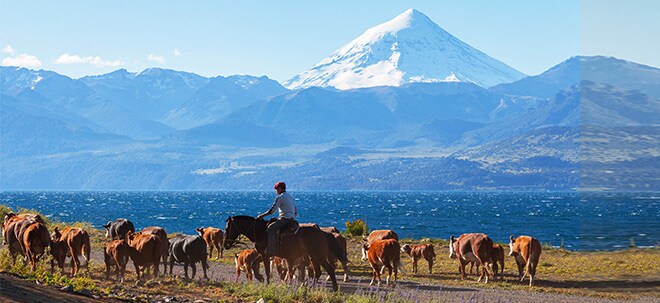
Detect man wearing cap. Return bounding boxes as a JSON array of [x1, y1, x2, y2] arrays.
[[256, 181, 298, 255]]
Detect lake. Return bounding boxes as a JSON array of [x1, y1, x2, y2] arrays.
[[1, 191, 657, 251]]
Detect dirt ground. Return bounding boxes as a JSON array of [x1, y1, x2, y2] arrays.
[[1, 234, 659, 303]]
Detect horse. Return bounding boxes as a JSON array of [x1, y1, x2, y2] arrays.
[[223, 215, 348, 291]]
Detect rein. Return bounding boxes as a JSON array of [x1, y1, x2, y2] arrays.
[[228, 216, 260, 246]]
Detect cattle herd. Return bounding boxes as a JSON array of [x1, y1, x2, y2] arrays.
[[1, 212, 543, 291]]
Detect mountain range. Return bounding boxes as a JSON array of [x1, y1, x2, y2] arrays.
[[0, 9, 658, 191]]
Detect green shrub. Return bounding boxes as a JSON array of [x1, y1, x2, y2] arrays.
[[0, 204, 13, 221], [345, 219, 368, 237]]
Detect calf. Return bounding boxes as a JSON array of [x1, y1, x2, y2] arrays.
[[468, 244, 505, 280], [195, 227, 224, 259], [49, 227, 91, 276], [362, 229, 399, 261], [234, 249, 264, 282], [141, 226, 169, 273], [22, 221, 50, 271], [271, 256, 289, 281], [449, 233, 493, 283], [127, 231, 162, 280], [364, 239, 402, 286], [509, 235, 542, 286], [103, 218, 135, 240], [168, 234, 209, 280], [401, 243, 436, 274], [492, 244, 505, 278], [104, 239, 130, 282]]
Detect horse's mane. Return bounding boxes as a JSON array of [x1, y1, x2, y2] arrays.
[[234, 215, 256, 220], [228, 215, 257, 221]]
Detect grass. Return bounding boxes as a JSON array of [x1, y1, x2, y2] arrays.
[[1, 205, 659, 302]]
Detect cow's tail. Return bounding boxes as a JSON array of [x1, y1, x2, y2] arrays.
[[526, 245, 539, 278], [81, 229, 91, 266]]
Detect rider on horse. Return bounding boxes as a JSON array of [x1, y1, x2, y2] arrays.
[[256, 181, 298, 255]]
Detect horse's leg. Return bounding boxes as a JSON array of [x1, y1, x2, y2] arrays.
[[428, 257, 433, 274], [311, 260, 322, 285], [319, 258, 339, 291], [263, 256, 271, 284]]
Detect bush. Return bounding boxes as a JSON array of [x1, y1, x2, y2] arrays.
[[0, 204, 12, 221], [345, 219, 368, 237]]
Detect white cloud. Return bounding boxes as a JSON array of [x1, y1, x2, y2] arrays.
[[54, 53, 86, 64], [173, 48, 181, 57], [54, 53, 124, 67], [1, 53, 42, 68], [147, 54, 166, 64], [2, 45, 16, 55]]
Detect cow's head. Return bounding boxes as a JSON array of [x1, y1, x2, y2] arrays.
[[50, 226, 62, 242], [401, 244, 412, 255], [3, 212, 16, 228], [196, 227, 205, 236], [126, 231, 138, 245], [361, 242, 371, 261], [448, 235, 457, 259], [103, 221, 112, 238], [509, 235, 517, 256]]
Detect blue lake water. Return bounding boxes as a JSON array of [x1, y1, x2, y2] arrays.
[[1, 191, 658, 251]]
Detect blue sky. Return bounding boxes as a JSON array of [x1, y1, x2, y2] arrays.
[[1, 1, 658, 81]]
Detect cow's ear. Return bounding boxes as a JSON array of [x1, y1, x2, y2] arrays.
[[510, 235, 515, 242]]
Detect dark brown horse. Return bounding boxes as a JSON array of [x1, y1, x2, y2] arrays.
[[223, 215, 348, 291]]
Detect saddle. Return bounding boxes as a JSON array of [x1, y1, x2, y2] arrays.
[[267, 218, 300, 236]]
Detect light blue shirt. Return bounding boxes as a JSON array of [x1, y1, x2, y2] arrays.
[[263, 192, 297, 220]]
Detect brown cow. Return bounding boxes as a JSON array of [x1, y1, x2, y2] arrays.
[[509, 235, 542, 286], [127, 231, 162, 280], [468, 244, 505, 280], [104, 239, 130, 282], [22, 221, 50, 271], [49, 227, 91, 276], [362, 229, 399, 261], [196, 227, 224, 259], [3, 213, 45, 263], [401, 243, 436, 274], [141, 226, 169, 272], [234, 249, 264, 282], [364, 239, 402, 286], [449, 233, 493, 283]]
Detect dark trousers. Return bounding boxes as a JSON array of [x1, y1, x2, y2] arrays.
[[266, 218, 295, 253]]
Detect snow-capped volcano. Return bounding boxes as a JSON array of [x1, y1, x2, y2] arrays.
[[284, 9, 526, 90]]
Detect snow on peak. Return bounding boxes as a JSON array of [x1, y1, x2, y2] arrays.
[[284, 9, 526, 90]]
